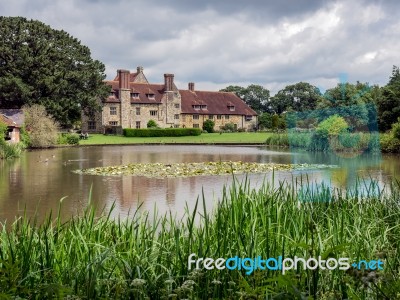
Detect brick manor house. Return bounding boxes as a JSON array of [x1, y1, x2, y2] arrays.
[[82, 66, 257, 133]]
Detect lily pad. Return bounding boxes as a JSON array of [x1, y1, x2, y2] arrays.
[[73, 161, 337, 178]]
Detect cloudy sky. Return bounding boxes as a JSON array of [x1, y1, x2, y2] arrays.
[[1, 0, 399, 94]]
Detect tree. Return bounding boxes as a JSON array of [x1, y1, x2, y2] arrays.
[[202, 119, 215, 133], [0, 17, 109, 127], [220, 84, 270, 113], [377, 66, 400, 131], [23, 104, 59, 148], [270, 82, 322, 114]]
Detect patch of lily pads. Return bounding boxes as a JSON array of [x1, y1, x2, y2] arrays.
[[73, 161, 337, 178]]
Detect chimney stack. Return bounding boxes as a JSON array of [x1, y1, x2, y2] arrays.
[[137, 66, 143, 74], [188, 82, 195, 92], [118, 69, 130, 90], [164, 74, 174, 91]]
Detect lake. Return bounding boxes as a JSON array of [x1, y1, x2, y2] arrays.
[[0, 145, 398, 222]]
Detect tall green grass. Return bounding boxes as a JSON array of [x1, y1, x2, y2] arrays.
[[0, 178, 399, 299], [0, 142, 24, 159]]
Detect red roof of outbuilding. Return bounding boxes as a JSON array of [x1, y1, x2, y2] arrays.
[[0, 114, 19, 127]]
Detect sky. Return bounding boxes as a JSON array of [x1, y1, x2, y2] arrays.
[[1, 0, 399, 94]]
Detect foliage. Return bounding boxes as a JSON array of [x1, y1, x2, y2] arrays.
[[258, 112, 273, 129], [123, 128, 202, 137], [391, 118, 400, 140], [0, 179, 399, 298], [0, 16, 109, 127], [23, 104, 59, 148], [380, 133, 400, 153], [202, 119, 215, 133], [378, 66, 400, 132], [146, 119, 158, 128], [270, 82, 322, 114], [0, 120, 7, 141], [0, 141, 24, 159], [316, 115, 348, 137], [220, 122, 236, 132], [220, 84, 270, 113], [58, 133, 80, 145]]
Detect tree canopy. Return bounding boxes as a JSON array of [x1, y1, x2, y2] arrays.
[[0, 17, 109, 127], [220, 84, 270, 113]]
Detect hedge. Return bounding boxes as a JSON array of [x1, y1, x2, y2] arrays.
[[123, 128, 202, 137]]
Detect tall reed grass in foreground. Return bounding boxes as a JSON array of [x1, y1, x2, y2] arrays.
[[0, 178, 399, 299]]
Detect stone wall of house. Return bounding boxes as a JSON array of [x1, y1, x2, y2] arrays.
[[129, 103, 163, 128], [81, 98, 104, 133], [180, 114, 255, 130]]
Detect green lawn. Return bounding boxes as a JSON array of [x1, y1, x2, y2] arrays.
[[79, 132, 272, 145]]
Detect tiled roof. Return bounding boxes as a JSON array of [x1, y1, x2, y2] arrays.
[[0, 109, 24, 126], [0, 114, 19, 127], [180, 90, 257, 116], [114, 72, 138, 82], [104, 81, 165, 104]]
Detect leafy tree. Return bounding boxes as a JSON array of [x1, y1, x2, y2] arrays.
[[220, 84, 270, 113], [23, 104, 59, 148], [202, 119, 215, 133], [270, 82, 322, 114], [377, 66, 400, 131], [0, 17, 109, 127], [147, 120, 158, 128], [317, 115, 348, 137], [258, 113, 273, 129]]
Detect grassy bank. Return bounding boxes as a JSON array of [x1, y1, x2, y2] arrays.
[[79, 132, 272, 145], [0, 178, 399, 299]]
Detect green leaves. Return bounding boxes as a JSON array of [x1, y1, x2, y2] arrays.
[[0, 17, 109, 127]]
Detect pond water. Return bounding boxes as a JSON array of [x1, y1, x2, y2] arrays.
[[0, 145, 399, 222]]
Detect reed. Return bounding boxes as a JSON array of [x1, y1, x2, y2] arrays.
[[0, 177, 399, 299]]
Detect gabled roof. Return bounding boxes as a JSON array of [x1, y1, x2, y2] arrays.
[[104, 81, 165, 104], [114, 72, 138, 82], [0, 109, 24, 126], [0, 114, 19, 128], [180, 90, 257, 116]]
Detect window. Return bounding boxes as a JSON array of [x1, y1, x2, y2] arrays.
[[217, 115, 222, 120], [147, 94, 155, 100], [131, 93, 139, 98], [174, 125, 179, 128], [110, 107, 117, 115], [109, 91, 115, 97], [136, 107, 140, 115], [150, 110, 157, 116], [245, 115, 253, 121], [193, 114, 199, 120], [88, 121, 96, 130], [109, 121, 118, 126], [208, 115, 214, 119], [225, 115, 230, 119], [193, 105, 200, 110], [174, 103, 180, 108], [174, 114, 180, 120], [201, 105, 207, 110], [228, 105, 235, 111], [193, 124, 199, 128], [136, 121, 141, 129]]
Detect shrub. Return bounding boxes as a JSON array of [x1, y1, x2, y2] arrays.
[[221, 123, 236, 132], [391, 117, 400, 139], [0, 141, 24, 159], [23, 105, 59, 148], [317, 115, 348, 137], [123, 128, 202, 137], [202, 119, 215, 133], [147, 120, 158, 128], [66, 133, 80, 145]]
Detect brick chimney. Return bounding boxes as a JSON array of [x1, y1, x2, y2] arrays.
[[164, 74, 174, 91], [118, 69, 130, 90], [137, 66, 143, 74], [188, 82, 195, 92]]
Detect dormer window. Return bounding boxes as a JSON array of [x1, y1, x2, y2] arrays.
[[193, 105, 200, 110], [201, 105, 207, 110], [228, 105, 235, 111], [146, 93, 155, 100], [109, 91, 115, 97], [131, 93, 139, 99]]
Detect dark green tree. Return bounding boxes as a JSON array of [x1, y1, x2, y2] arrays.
[[220, 84, 270, 113], [0, 17, 109, 127], [270, 82, 322, 114], [202, 119, 215, 133], [377, 66, 400, 132]]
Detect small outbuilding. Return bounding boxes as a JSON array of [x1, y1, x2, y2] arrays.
[[0, 109, 24, 143]]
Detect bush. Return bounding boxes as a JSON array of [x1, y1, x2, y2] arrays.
[[221, 123, 236, 132], [202, 119, 215, 133], [23, 105, 59, 148], [147, 120, 158, 128], [66, 133, 79, 145], [391, 118, 400, 139], [123, 128, 202, 137], [317, 115, 348, 137], [0, 141, 24, 159]]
